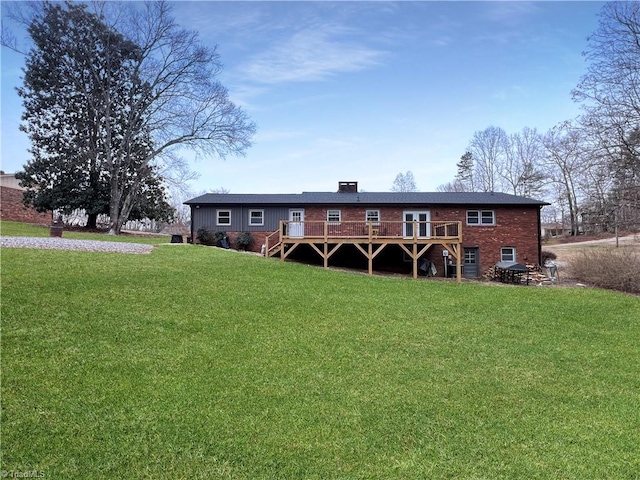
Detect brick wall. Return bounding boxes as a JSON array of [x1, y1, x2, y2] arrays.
[[301, 205, 541, 273], [460, 207, 541, 272], [0, 186, 52, 226]]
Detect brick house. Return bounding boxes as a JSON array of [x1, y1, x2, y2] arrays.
[[185, 182, 548, 280], [0, 173, 52, 226]]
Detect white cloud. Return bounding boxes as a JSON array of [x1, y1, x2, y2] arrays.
[[482, 1, 539, 24], [238, 27, 387, 84]]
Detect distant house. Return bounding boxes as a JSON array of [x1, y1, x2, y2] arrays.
[[0, 173, 52, 226], [541, 222, 573, 239], [185, 181, 548, 280]]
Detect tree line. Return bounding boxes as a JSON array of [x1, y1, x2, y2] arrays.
[[436, 2, 639, 236]]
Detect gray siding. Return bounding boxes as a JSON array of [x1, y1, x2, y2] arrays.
[[192, 206, 294, 233]]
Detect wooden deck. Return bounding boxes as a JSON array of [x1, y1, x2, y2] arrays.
[[265, 220, 463, 281]]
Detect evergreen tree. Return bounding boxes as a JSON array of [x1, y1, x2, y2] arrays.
[[455, 152, 474, 191]]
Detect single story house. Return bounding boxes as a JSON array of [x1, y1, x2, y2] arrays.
[[185, 181, 548, 281]]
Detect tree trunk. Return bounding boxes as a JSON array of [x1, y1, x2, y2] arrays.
[[86, 213, 98, 229]]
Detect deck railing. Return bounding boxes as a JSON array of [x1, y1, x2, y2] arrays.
[[277, 220, 461, 241]]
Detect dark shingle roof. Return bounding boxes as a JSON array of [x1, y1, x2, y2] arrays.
[[185, 191, 548, 206]]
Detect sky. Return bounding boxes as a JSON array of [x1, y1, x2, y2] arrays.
[[1, 1, 606, 197]]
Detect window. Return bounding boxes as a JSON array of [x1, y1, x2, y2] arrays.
[[249, 209, 264, 226], [467, 210, 495, 225], [327, 209, 341, 223], [501, 247, 516, 262], [216, 210, 231, 226], [366, 210, 380, 223]]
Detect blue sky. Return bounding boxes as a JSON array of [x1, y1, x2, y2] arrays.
[[1, 1, 605, 195]]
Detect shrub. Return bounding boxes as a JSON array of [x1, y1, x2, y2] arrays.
[[235, 231, 254, 251], [196, 228, 229, 247], [213, 231, 228, 248], [568, 247, 640, 294], [541, 250, 557, 265], [196, 227, 216, 246]]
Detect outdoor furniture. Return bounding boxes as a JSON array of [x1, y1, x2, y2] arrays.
[[493, 261, 531, 285]]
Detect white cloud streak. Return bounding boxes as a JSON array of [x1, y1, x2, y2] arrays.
[[238, 27, 387, 84]]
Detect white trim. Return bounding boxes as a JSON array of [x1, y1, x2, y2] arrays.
[[249, 209, 264, 226], [327, 209, 341, 224], [467, 210, 495, 226], [216, 209, 231, 226], [403, 210, 431, 237], [289, 209, 305, 237], [501, 246, 516, 262], [366, 209, 380, 223]]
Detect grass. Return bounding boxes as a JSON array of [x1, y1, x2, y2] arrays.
[[0, 220, 166, 244], [1, 242, 639, 479]]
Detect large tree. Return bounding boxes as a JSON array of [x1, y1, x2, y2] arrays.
[[15, 2, 170, 229], [16, 1, 255, 234]]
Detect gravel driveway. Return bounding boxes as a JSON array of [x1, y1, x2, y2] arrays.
[[0, 236, 154, 254]]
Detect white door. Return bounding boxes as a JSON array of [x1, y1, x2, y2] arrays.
[[403, 211, 431, 238], [289, 209, 305, 237]]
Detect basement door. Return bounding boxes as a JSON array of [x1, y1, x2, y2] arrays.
[[289, 209, 305, 238], [464, 247, 479, 278]]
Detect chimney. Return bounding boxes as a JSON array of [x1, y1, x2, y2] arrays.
[[338, 181, 358, 193]]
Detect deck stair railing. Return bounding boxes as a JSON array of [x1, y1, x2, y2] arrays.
[[265, 230, 282, 257]]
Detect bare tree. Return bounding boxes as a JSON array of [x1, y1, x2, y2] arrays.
[[100, 1, 255, 233], [391, 170, 418, 192], [436, 180, 466, 192], [573, 1, 640, 159], [541, 121, 588, 236], [467, 126, 508, 192], [502, 127, 546, 198], [572, 1, 640, 235]]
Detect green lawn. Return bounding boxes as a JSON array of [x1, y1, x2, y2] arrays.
[[1, 243, 639, 479], [0, 220, 167, 244]]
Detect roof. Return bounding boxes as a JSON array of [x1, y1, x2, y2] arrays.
[[0, 174, 24, 190], [184, 191, 548, 207]]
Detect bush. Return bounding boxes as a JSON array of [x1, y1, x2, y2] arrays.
[[196, 227, 216, 246], [541, 250, 557, 265], [212, 231, 228, 248], [235, 231, 254, 251], [568, 247, 640, 294], [196, 228, 229, 247]]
